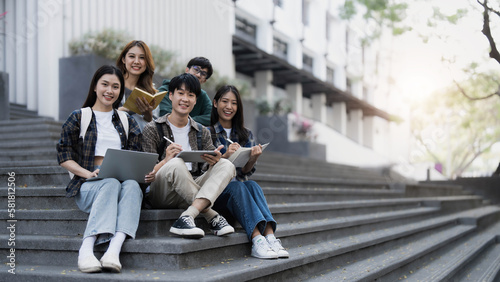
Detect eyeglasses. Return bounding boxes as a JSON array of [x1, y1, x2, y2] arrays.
[[191, 65, 208, 79]]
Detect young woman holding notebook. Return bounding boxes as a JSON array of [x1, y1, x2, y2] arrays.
[[57, 65, 155, 273], [116, 40, 157, 130], [210, 85, 289, 259]]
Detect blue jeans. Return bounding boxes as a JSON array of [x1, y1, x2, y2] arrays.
[[75, 178, 143, 245], [213, 180, 276, 241]]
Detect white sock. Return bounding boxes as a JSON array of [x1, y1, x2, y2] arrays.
[[104, 231, 127, 256], [252, 234, 265, 245], [79, 235, 97, 259], [265, 234, 277, 242], [201, 209, 218, 222], [181, 206, 200, 219]]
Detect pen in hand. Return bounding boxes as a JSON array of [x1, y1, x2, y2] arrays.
[[226, 138, 234, 144], [163, 136, 174, 144]]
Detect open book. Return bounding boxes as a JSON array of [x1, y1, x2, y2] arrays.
[[228, 143, 269, 167], [123, 87, 167, 115]]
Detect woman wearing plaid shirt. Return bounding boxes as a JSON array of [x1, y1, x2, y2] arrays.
[[210, 85, 289, 260], [57, 65, 155, 273]]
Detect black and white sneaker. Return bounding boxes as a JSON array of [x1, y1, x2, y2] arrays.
[[170, 215, 205, 239], [209, 214, 235, 236]]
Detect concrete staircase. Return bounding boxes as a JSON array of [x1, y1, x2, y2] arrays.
[[1, 119, 500, 281]]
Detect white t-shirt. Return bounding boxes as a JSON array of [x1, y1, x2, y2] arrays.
[[224, 128, 232, 140], [94, 110, 121, 156], [169, 119, 192, 170]]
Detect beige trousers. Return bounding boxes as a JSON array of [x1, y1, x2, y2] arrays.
[[147, 158, 236, 209]]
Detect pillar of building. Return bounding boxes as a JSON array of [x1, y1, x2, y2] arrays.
[[332, 102, 347, 135], [363, 116, 374, 149], [255, 70, 274, 105], [285, 83, 303, 115], [347, 109, 363, 144], [311, 93, 327, 123]]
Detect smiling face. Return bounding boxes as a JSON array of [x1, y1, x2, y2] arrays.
[[169, 83, 197, 117], [122, 46, 147, 77], [214, 90, 238, 127], [93, 74, 121, 111], [185, 65, 209, 84]]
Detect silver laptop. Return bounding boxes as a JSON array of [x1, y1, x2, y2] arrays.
[[86, 149, 158, 183]]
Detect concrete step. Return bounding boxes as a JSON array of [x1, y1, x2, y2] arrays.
[[377, 221, 500, 281], [0, 185, 406, 210], [3, 196, 468, 237], [0, 139, 57, 150], [8, 104, 43, 120], [0, 159, 60, 168], [0, 121, 62, 134], [0, 205, 441, 270], [0, 149, 56, 161], [252, 173, 389, 189], [452, 237, 500, 281], [258, 152, 389, 182], [0, 130, 61, 142], [3, 206, 499, 281], [300, 205, 500, 281], [0, 166, 397, 191], [0, 166, 69, 187]]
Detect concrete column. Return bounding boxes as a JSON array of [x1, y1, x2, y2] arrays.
[[0, 72, 9, 120], [37, 0, 64, 119], [311, 93, 327, 123], [332, 102, 346, 135], [326, 106, 334, 128], [285, 83, 302, 115], [255, 70, 273, 105], [347, 109, 363, 143], [363, 116, 374, 149]]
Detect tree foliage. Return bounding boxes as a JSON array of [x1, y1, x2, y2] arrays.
[[339, 0, 411, 45], [411, 71, 500, 178]]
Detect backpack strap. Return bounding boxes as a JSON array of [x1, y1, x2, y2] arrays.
[[80, 107, 92, 142], [116, 110, 129, 140]]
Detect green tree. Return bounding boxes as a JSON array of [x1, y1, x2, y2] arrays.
[[411, 71, 500, 178]]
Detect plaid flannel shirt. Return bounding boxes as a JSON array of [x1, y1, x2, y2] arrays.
[[56, 109, 142, 197], [212, 121, 256, 181], [141, 114, 215, 177]]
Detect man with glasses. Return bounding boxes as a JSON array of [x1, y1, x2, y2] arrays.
[[159, 57, 213, 126]]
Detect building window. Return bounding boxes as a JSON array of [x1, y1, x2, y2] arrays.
[[326, 67, 334, 85], [235, 16, 257, 43], [302, 0, 310, 26], [303, 54, 313, 72], [273, 37, 288, 59], [346, 78, 352, 93]]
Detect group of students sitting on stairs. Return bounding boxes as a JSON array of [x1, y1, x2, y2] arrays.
[[56, 40, 289, 274]]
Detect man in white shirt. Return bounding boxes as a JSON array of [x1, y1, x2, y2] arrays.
[[142, 73, 236, 238]]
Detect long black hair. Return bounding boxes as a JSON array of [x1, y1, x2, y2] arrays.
[[82, 65, 125, 109], [211, 85, 249, 145]]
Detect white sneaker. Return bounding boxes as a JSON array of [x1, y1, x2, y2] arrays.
[[266, 236, 289, 258], [78, 255, 102, 273], [251, 236, 278, 259]]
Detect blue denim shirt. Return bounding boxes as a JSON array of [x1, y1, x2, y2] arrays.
[[212, 121, 256, 181], [57, 109, 142, 197]]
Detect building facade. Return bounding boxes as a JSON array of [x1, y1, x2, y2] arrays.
[[0, 0, 410, 167]]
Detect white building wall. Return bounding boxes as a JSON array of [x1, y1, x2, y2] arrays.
[[1, 0, 233, 120]]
